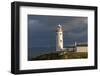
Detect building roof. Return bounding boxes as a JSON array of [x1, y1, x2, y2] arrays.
[[65, 45, 75, 48], [65, 43, 88, 48], [77, 43, 88, 46]]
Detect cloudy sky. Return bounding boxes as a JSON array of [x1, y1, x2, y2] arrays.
[[28, 15, 88, 49]]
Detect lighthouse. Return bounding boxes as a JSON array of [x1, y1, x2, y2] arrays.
[[56, 24, 63, 51]]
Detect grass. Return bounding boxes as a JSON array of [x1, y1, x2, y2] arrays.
[[29, 51, 88, 61]]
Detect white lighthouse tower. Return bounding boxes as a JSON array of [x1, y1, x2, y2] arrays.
[[56, 24, 63, 51]]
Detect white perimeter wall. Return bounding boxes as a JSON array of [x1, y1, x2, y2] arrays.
[[76, 46, 88, 52]]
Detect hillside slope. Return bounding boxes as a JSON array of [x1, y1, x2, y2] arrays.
[[29, 51, 88, 61]]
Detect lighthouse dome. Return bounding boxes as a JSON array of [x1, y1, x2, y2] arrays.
[[58, 24, 62, 28], [56, 24, 63, 32]]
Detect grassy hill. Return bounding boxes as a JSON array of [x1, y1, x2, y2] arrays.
[[29, 51, 88, 61]]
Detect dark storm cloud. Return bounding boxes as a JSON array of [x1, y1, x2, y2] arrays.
[[28, 15, 88, 48]]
